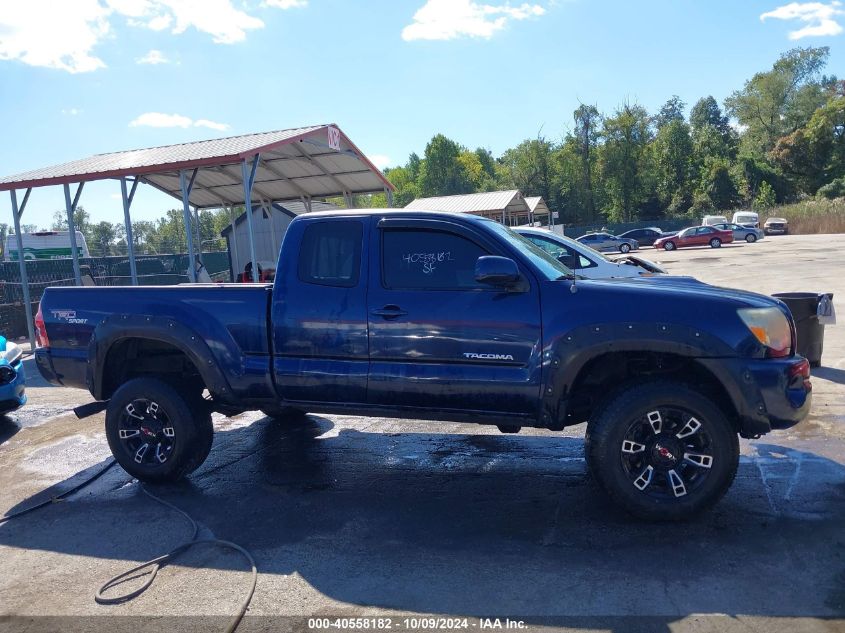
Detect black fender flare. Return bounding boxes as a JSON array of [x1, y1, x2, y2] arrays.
[[86, 313, 237, 405], [541, 321, 742, 427]]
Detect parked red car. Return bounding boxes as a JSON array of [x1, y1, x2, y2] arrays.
[[653, 225, 734, 251]]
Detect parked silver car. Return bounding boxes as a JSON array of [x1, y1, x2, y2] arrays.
[[575, 232, 639, 253], [711, 222, 765, 243]]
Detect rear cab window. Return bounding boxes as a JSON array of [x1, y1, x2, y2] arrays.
[[298, 220, 363, 287]]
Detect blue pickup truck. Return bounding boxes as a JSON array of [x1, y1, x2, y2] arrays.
[[35, 210, 812, 520]]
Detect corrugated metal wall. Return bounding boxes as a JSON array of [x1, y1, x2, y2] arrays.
[[226, 206, 294, 276]]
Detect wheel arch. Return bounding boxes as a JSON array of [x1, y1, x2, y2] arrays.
[[543, 325, 743, 430], [88, 315, 237, 404]]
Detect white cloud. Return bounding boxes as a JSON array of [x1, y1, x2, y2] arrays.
[[0, 0, 304, 73], [761, 2, 844, 39], [136, 49, 169, 64], [129, 112, 230, 131], [402, 0, 545, 41], [193, 118, 230, 131], [0, 1, 110, 73], [61, 108, 82, 116], [368, 154, 392, 170], [263, 0, 308, 8], [110, 0, 265, 45]]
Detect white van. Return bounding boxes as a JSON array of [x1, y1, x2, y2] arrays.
[[702, 215, 728, 226], [732, 211, 759, 228], [4, 231, 90, 261]]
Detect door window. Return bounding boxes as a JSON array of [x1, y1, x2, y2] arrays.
[[382, 229, 489, 289], [298, 221, 363, 287], [525, 235, 593, 270]]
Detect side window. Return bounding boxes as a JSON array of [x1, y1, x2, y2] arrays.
[[526, 236, 564, 258], [298, 220, 363, 287], [382, 229, 489, 289]]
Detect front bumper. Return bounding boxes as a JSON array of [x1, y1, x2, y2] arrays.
[[765, 227, 787, 234], [0, 359, 26, 414], [698, 355, 811, 437]]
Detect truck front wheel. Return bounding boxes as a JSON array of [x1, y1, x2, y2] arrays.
[[585, 382, 738, 521], [105, 378, 212, 483]]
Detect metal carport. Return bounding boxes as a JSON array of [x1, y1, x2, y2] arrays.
[[0, 124, 395, 346]]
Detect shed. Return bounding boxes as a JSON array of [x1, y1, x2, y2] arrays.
[[405, 190, 545, 226], [220, 200, 338, 277]]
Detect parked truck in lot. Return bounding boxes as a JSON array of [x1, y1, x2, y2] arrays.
[[34, 210, 812, 520]]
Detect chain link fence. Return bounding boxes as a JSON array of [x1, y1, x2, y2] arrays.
[[0, 252, 231, 339]]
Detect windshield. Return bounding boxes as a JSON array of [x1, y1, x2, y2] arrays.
[[483, 222, 575, 280]]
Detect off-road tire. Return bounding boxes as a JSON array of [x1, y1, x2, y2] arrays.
[[585, 381, 739, 521], [106, 378, 205, 483]]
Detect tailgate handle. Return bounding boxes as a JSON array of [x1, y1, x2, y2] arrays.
[[371, 305, 407, 319]]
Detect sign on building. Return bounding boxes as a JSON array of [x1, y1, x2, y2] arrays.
[[327, 126, 341, 151]]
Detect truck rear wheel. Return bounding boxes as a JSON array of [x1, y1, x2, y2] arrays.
[[105, 378, 211, 483], [585, 382, 738, 521]]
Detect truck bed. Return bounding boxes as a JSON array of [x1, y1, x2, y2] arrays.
[[37, 284, 273, 400]]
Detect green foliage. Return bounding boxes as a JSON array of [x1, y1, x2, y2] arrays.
[[29, 48, 840, 250], [726, 47, 830, 155], [817, 177, 845, 200], [754, 181, 777, 210], [599, 103, 653, 222]]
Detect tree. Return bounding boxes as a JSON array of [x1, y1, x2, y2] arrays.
[[654, 96, 686, 129], [89, 221, 118, 257], [599, 103, 653, 221], [572, 104, 601, 220], [383, 164, 419, 207], [725, 47, 830, 155], [499, 136, 556, 204], [51, 206, 91, 239], [653, 119, 694, 213], [690, 96, 730, 135], [418, 134, 474, 197], [753, 181, 777, 210], [703, 161, 739, 210]]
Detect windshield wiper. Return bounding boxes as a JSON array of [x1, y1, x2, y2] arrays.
[[556, 273, 583, 280]]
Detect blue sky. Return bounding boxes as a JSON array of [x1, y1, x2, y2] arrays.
[[0, 0, 843, 229]]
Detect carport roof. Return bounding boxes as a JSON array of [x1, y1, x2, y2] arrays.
[[405, 190, 528, 216], [0, 124, 394, 208]]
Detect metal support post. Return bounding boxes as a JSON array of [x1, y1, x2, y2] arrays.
[[194, 207, 204, 265], [241, 154, 260, 282], [120, 177, 139, 285], [226, 204, 239, 281], [10, 189, 35, 348], [385, 187, 394, 208], [63, 182, 84, 285], [179, 169, 198, 283]]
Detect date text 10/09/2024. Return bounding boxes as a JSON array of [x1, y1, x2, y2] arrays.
[[307, 618, 527, 630]]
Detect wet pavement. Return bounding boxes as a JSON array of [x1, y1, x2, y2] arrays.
[[0, 233, 844, 632]]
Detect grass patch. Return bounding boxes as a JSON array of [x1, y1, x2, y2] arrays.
[[759, 197, 845, 234]]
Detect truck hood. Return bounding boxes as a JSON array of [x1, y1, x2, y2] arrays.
[[576, 275, 780, 310]]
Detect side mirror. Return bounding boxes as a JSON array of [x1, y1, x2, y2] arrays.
[[475, 256, 520, 286]]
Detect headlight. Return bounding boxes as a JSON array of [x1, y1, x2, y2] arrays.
[[738, 307, 792, 358], [2, 341, 22, 365]]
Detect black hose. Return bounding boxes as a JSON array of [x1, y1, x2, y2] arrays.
[[95, 486, 258, 633], [1, 459, 257, 633], [0, 458, 116, 524]]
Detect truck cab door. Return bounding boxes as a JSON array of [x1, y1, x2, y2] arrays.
[[366, 218, 542, 415], [271, 217, 369, 404]]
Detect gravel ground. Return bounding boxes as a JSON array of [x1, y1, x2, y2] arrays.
[[0, 232, 843, 633]]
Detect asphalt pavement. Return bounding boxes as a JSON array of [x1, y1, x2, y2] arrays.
[[1, 233, 843, 633]]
